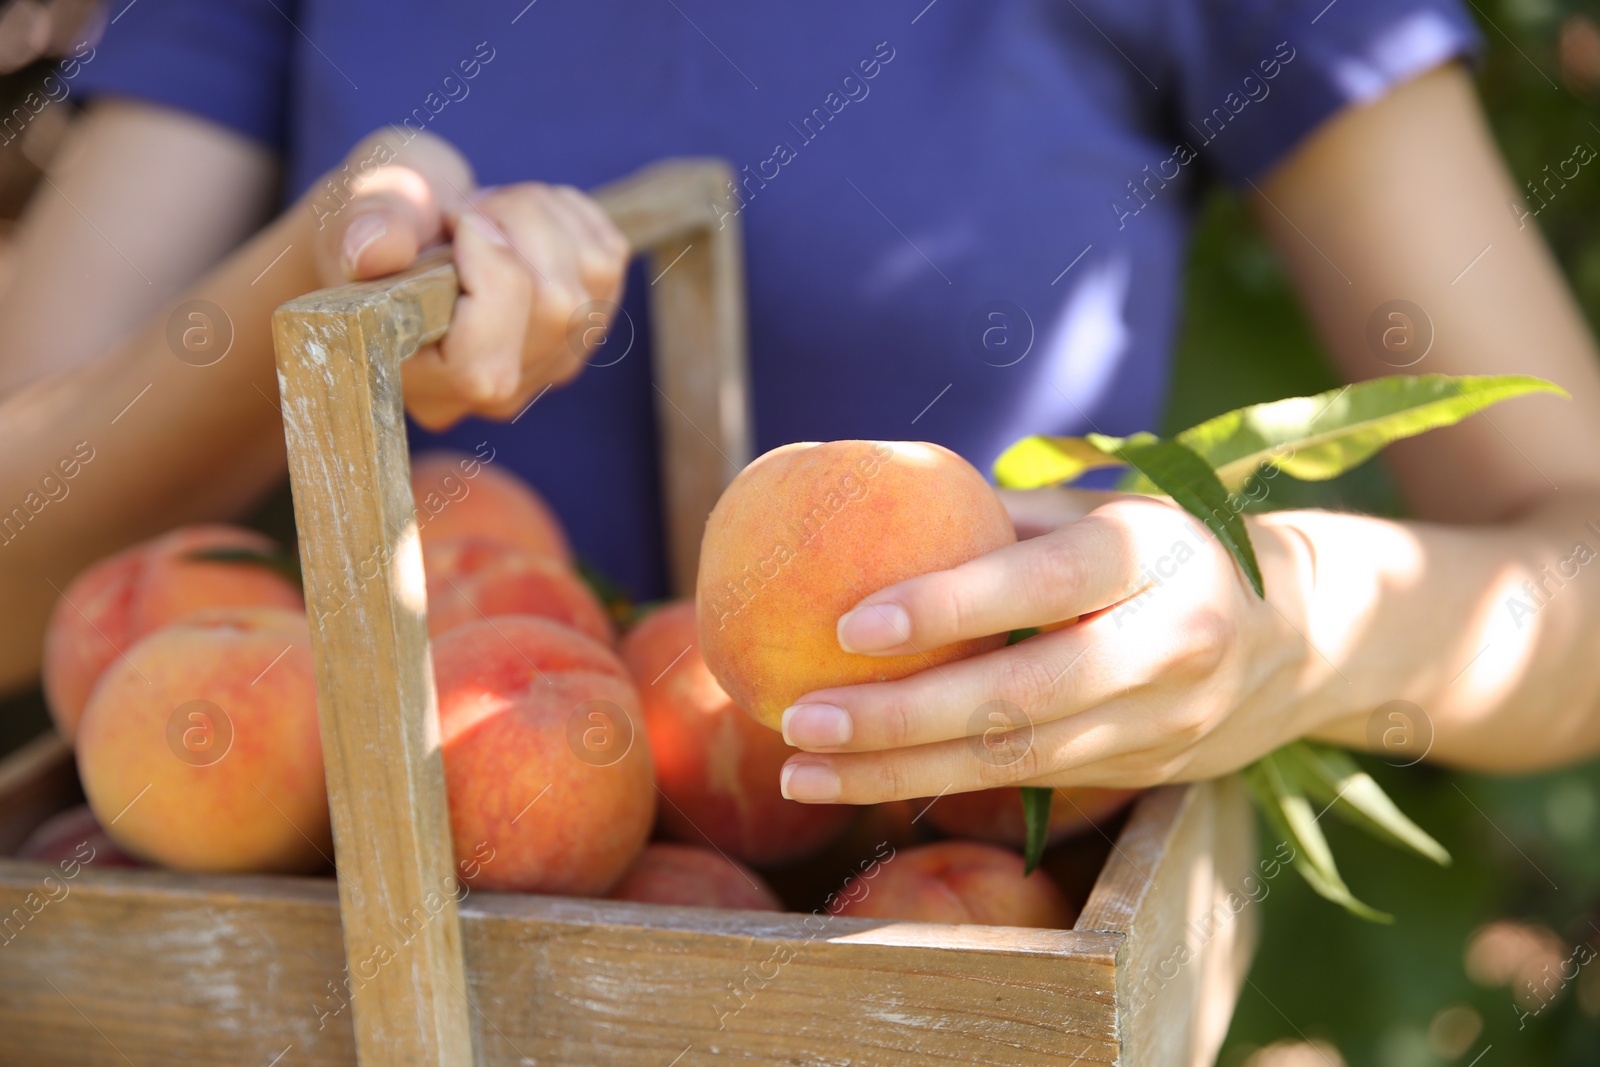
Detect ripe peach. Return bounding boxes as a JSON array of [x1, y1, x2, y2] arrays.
[[924, 787, 1140, 849], [411, 451, 569, 562], [608, 843, 781, 911], [424, 537, 612, 643], [432, 616, 654, 895], [621, 601, 853, 866], [696, 441, 1016, 729], [16, 805, 142, 868], [835, 840, 1076, 929], [42, 524, 303, 741], [76, 608, 330, 873]]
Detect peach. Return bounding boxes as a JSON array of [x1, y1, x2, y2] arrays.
[[432, 616, 654, 895], [42, 524, 303, 741], [411, 450, 569, 562], [696, 441, 1016, 729], [769, 799, 923, 912], [621, 601, 853, 866], [424, 536, 612, 643], [924, 787, 1140, 849], [835, 840, 1076, 929], [16, 805, 142, 868], [608, 843, 781, 911], [76, 608, 330, 873]]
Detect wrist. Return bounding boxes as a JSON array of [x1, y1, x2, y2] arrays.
[[1246, 511, 1375, 746]]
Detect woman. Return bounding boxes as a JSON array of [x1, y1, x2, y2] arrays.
[[3, 0, 1599, 804]]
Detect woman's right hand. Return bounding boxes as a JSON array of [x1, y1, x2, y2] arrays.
[[310, 131, 630, 430]]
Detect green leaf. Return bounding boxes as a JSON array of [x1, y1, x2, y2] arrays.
[[1176, 374, 1567, 491], [1089, 433, 1265, 598], [186, 546, 303, 589], [1020, 786, 1053, 875], [992, 435, 1126, 489], [1280, 741, 1450, 867], [1242, 756, 1393, 923]]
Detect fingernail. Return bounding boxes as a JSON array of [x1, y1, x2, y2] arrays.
[[837, 602, 911, 654], [782, 703, 852, 748], [780, 761, 841, 802], [341, 214, 387, 277], [462, 211, 510, 247]]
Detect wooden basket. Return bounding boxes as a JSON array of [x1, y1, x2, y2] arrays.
[[0, 159, 1257, 1067]]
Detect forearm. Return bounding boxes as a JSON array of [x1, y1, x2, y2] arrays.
[[0, 201, 324, 693], [1264, 495, 1600, 771]]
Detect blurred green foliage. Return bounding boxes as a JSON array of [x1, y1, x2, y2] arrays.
[[1172, 2, 1600, 1064]]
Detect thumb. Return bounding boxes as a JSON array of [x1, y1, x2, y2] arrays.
[[315, 131, 476, 283]]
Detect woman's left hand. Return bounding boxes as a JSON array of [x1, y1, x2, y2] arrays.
[[777, 489, 1329, 803]]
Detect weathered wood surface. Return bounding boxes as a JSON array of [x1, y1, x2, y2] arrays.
[[0, 859, 1121, 1066], [276, 251, 475, 1067], [0, 728, 1254, 1067], [1077, 778, 1259, 1067]]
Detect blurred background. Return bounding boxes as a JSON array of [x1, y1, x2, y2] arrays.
[[0, 2, 1597, 1064]]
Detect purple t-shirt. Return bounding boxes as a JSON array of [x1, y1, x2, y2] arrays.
[[78, 0, 1478, 599]]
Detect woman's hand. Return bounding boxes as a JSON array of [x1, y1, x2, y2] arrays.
[[310, 131, 629, 430], [777, 491, 1327, 803]]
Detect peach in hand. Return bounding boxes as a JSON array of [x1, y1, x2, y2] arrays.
[[42, 524, 304, 741], [432, 615, 654, 895], [75, 608, 330, 873], [696, 441, 1016, 730], [835, 840, 1076, 929], [621, 601, 853, 866], [608, 843, 781, 911]]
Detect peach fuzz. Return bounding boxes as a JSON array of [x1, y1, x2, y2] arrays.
[[432, 616, 654, 895], [925, 787, 1140, 849], [608, 843, 781, 911], [424, 536, 612, 643], [411, 450, 570, 562], [620, 601, 852, 866], [835, 840, 1076, 929], [42, 524, 303, 741], [696, 441, 1016, 730], [75, 608, 330, 874]]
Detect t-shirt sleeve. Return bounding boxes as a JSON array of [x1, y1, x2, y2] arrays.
[[1169, 0, 1483, 184], [75, 0, 296, 151]]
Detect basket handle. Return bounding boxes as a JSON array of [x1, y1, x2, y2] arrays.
[[272, 158, 749, 1067]]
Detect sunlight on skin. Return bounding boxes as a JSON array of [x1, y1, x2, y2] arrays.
[[1263, 511, 1428, 673], [1458, 567, 1548, 721], [1278, 503, 1600, 769]]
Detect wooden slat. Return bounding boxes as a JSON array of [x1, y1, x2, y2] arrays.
[[0, 731, 76, 855], [1076, 779, 1258, 1067], [0, 723, 1254, 1066], [271, 159, 753, 1067], [0, 865, 355, 1067], [275, 266, 474, 1067], [0, 861, 1122, 1066]]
